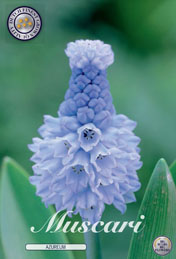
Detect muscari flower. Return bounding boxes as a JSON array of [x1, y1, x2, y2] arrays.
[[29, 39, 142, 224]]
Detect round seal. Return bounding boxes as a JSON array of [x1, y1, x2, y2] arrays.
[[7, 6, 42, 41], [153, 236, 172, 256]]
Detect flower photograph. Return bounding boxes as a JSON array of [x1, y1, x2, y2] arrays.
[[0, 1, 176, 259]]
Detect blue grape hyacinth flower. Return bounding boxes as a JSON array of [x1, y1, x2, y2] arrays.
[[29, 40, 142, 224]]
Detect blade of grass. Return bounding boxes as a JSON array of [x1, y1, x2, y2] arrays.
[[128, 159, 176, 259], [0, 157, 75, 259], [169, 160, 176, 186]]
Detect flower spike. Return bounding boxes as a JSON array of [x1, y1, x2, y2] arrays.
[[29, 39, 142, 223]]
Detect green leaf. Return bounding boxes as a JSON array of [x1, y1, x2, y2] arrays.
[[128, 159, 176, 259], [0, 157, 75, 259], [169, 160, 176, 186], [0, 161, 6, 259]]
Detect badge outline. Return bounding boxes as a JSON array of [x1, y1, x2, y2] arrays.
[[7, 6, 42, 41], [152, 236, 172, 256]]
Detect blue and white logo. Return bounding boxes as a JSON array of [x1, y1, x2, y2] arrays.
[[7, 6, 42, 41]]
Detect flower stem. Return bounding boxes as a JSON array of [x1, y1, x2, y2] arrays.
[[84, 231, 102, 259]]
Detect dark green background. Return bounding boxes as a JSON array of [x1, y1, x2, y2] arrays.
[[0, 0, 176, 258]]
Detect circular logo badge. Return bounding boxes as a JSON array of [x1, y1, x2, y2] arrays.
[[153, 236, 172, 256], [7, 6, 42, 41]]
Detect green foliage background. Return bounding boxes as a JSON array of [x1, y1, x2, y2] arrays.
[[0, 0, 176, 258]]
